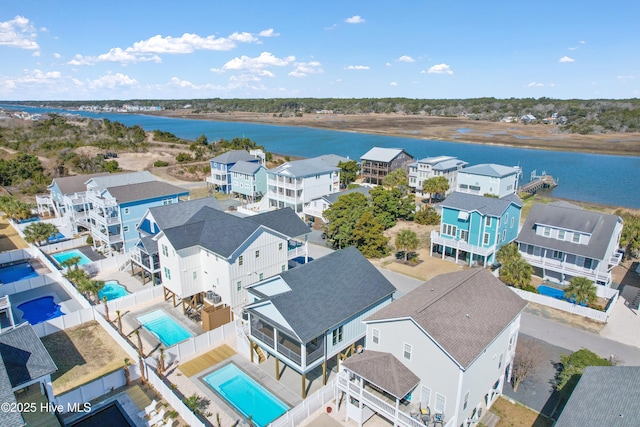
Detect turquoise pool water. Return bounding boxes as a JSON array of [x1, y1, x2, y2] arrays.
[[98, 281, 130, 301], [52, 249, 92, 267], [136, 309, 193, 347], [17, 296, 65, 324], [538, 285, 587, 306], [203, 364, 288, 427], [0, 262, 38, 283]]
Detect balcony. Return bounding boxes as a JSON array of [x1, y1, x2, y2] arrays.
[[287, 240, 307, 259], [130, 248, 160, 272], [277, 333, 302, 365], [431, 230, 496, 257], [520, 252, 604, 280], [251, 320, 275, 348]]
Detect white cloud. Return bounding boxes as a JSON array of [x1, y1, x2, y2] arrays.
[[618, 75, 634, 83], [559, 56, 575, 63], [229, 32, 259, 43], [0, 16, 39, 49], [32, 51, 40, 57], [88, 72, 138, 89], [259, 28, 279, 37], [397, 55, 415, 63], [385, 62, 391, 66], [345, 65, 369, 70], [53, 53, 61, 59], [324, 24, 337, 30], [527, 82, 545, 87], [579, 40, 586, 44], [222, 52, 294, 72], [345, 15, 365, 24], [426, 63, 453, 75], [568, 47, 576, 51], [289, 61, 323, 77], [390, 82, 398, 86], [169, 77, 198, 89]]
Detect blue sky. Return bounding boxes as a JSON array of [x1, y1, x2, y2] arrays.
[[1, 0, 638, 101]]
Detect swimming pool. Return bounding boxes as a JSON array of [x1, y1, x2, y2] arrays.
[[51, 249, 92, 267], [0, 262, 39, 283], [203, 364, 288, 427], [136, 309, 193, 347], [538, 285, 587, 306], [48, 232, 66, 243], [17, 296, 65, 324], [98, 280, 130, 301]]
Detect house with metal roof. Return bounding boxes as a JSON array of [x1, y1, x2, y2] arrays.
[[245, 247, 396, 398], [431, 192, 523, 267], [266, 156, 341, 216], [516, 202, 623, 286], [555, 366, 640, 427], [155, 206, 310, 315], [338, 269, 527, 427], [207, 150, 261, 194], [303, 186, 371, 223], [87, 179, 189, 256], [229, 160, 267, 202], [408, 156, 468, 197], [44, 172, 109, 230], [0, 324, 57, 427], [456, 163, 521, 198], [360, 147, 415, 185]]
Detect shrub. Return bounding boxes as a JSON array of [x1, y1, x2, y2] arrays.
[[415, 205, 440, 225], [521, 284, 539, 293], [154, 160, 169, 167], [86, 235, 93, 245], [175, 152, 193, 163]]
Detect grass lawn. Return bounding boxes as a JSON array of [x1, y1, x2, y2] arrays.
[[489, 397, 553, 427], [41, 320, 131, 395]]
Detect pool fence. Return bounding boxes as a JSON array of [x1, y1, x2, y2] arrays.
[[40, 237, 87, 254], [0, 272, 59, 297], [270, 380, 336, 427]]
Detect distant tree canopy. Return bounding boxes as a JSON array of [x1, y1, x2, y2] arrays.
[[337, 160, 360, 186], [616, 210, 640, 259]]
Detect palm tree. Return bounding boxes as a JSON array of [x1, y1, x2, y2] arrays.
[[395, 229, 420, 261], [157, 348, 165, 376], [499, 258, 533, 289], [102, 296, 109, 321], [23, 222, 59, 246], [0, 196, 34, 222], [116, 310, 122, 334], [138, 354, 146, 383], [422, 176, 449, 203], [60, 255, 82, 271], [496, 242, 520, 265], [564, 277, 597, 306], [123, 358, 131, 386], [135, 329, 144, 357]]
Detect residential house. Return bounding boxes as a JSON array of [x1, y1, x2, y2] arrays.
[[230, 161, 267, 202], [430, 192, 522, 266], [207, 150, 261, 194], [516, 202, 623, 286], [303, 186, 370, 223], [555, 366, 640, 427], [360, 147, 415, 185], [338, 269, 527, 427], [408, 156, 467, 197], [86, 173, 189, 255], [0, 324, 58, 427], [520, 114, 537, 124], [130, 197, 222, 285], [246, 247, 396, 397], [266, 156, 341, 216], [456, 163, 521, 198], [44, 172, 109, 230], [156, 207, 310, 315]]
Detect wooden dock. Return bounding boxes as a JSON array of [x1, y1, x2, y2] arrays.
[[520, 170, 558, 194]]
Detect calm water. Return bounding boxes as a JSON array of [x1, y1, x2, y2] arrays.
[[4, 104, 640, 208]]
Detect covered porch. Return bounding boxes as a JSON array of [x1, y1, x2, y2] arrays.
[[430, 231, 496, 267], [129, 237, 162, 285]]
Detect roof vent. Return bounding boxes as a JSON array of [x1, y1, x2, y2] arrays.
[[465, 314, 470, 319]]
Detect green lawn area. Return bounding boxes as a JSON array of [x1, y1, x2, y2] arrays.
[[41, 320, 130, 395]]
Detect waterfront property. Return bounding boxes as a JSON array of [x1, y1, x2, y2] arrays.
[[456, 163, 521, 198], [338, 269, 527, 427], [230, 160, 268, 202], [360, 147, 415, 186], [408, 156, 467, 197], [303, 186, 370, 223], [430, 192, 522, 266], [516, 202, 623, 286], [245, 247, 396, 398], [207, 149, 263, 194]]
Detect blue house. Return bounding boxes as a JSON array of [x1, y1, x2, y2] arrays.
[[207, 150, 261, 194], [230, 160, 267, 202], [430, 192, 522, 266]]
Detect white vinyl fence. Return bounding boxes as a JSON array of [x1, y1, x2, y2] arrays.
[[156, 322, 236, 367], [93, 286, 164, 315], [0, 273, 59, 297], [0, 248, 31, 265], [40, 237, 87, 254], [31, 307, 96, 338], [270, 381, 336, 427], [146, 369, 205, 427]]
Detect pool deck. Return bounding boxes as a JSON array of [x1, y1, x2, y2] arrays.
[[9, 282, 85, 324]]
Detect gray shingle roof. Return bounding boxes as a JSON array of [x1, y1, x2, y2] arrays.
[[248, 208, 311, 237], [516, 203, 622, 260], [106, 181, 188, 204], [555, 366, 640, 427], [366, 269, 527, 369], [269, 158, 339, 178], [138, 235, 158, 254], [248, 247, 396, 342], [210, 150, 257, 164], [0, 324, 57, 387], [460, 163, 518, 178], [315, 154, 350, 168], [0, 362, 24, 426], [322, 186, 371, 204], [146, 197, 222, 231], [229, 160, 263, 175], [49, 172, 109, 194], [440, 192, 522, 216], [361, 147, 412, 163], [86, 171, 156, 190], [342, 350, 420, 399]]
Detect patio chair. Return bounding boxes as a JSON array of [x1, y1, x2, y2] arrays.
[[137, 399, 157, 419], [433, 412, 444, 427], [420, 405, 431, 424], [146, 409, 165, 427]]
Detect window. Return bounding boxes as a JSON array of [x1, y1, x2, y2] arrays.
[[372, 328, 380, 344], [485, 217, 491, 227], [421, 386, 431, 408], [236, 281, 242, 292], [558, 230, 566, 240], [460, 230, 469, 242], [483, 233, 490, 245], [192, 271, 197, 280], [584, 258, 593, 269], [443, 224, 457, 237], [498, 353, 503, 369], [163, 267, 171, 280], [259, 273, 264, 281], [463, 391, 469, 410], [510, 217, 515, 227], [573, 232, 580, 243], [238, 255, 243, 266], [123, 225, 129, 233], [255, 250, 260, 259], [281, 265, 286, 272], [502, 229, 506, 241], [435, 393, 446, 414], [332, 326, 343, 345], [403, 343, 412, 360], [123, 208, 130, 215], [161, 245, 168, 257], [543, 227, 551, 237], [278, 242, 283, 251], [552, 250, 563, 260]]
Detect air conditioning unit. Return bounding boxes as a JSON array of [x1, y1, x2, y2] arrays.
[[212, 294, 221, 304], [205, 290, 214, 300]]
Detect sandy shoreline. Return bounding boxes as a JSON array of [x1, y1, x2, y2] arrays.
[[148, 110, 640, 157]]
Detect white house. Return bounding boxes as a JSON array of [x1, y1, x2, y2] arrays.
[[338, 268, 527, 427], [516, 202, 623, 286], [303, 186, 370, 223], [456, 164, 521, 198], [408, 156, 467, 197]]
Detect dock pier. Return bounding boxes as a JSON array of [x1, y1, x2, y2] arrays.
[[520, 169, 558, 194]]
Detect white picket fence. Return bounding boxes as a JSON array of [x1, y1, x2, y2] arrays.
[[510, 287, 616, 323], [270, 381, 336, 427]]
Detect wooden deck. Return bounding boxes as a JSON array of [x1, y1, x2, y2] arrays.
[[126, 384, 152, 411], [178, 344, 236, 377]]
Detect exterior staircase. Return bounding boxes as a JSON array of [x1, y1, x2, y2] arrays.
[[252, 341, 266, 363]]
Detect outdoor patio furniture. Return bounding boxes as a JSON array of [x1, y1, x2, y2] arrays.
[[146, 408, 165, 426], [433, 412, 444, 426], [137, 399, 157, 419], [420, 405, 431, 424]]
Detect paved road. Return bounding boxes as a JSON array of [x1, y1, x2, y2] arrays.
[[520, 312, 640, 366]]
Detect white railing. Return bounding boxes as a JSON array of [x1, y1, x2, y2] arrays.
[[146, 369, 205, 427], [510, 287, 614, 323], [287, 245, 307, 260], [31, 307, 96, 338], [0, 273, 58, 296], [521, 254, 601, 278], [431, 231, 496, 257], [269, 380, 336, 427]]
